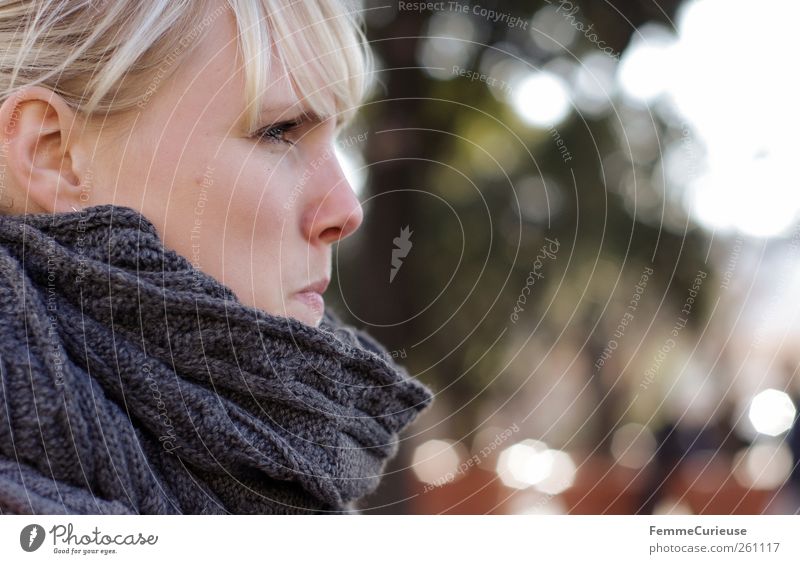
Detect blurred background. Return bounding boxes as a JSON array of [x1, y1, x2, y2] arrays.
[[329, 0, 800, 514]]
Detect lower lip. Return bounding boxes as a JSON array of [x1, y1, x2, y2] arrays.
[[295, 291, 325, 315]]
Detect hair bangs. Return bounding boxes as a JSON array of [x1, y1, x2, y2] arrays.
[[231, 0, 372, 133]]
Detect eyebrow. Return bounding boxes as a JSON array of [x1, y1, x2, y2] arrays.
[[259, 103, 326, 123]]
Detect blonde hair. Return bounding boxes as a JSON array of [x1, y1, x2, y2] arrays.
[[0, 0, 372, 132]]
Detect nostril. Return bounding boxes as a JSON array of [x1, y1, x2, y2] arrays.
[[319, 226, 342, 242]]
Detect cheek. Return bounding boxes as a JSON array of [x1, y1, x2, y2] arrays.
[[104, 123, 198, 225], [228, 157, 294, 250], [201, 154, 302, 308]]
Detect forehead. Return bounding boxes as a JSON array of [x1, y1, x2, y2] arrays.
[[168, 5, 307, 124]]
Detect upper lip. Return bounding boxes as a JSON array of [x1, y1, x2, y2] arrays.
[[298, 278, 330, 295]]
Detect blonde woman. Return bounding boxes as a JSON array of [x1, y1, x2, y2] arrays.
[[0, 0, 432, 514]]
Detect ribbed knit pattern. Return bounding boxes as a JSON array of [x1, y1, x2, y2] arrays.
[[0, 204, 433, 514]]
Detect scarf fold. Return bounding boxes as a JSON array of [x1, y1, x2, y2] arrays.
[[0, 204, 433, 514]]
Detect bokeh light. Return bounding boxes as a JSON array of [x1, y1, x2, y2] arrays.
[[510, 71, 571, 128], [496, 439, 553, 489], [610, 423, 657, 469], [748, 389, 797, 437], [733, 442, 794, 490], [412, 439, 465, 485]]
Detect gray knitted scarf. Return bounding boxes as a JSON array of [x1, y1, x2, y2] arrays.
[[0, 204, 432, 514]]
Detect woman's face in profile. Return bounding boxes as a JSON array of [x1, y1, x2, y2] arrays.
[[90, 8, 363, 327]]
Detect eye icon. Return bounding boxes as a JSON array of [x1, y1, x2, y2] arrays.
[[20, 524, 45, 552]]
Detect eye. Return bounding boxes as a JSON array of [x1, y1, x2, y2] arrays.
[[253, 119, 302, 146]]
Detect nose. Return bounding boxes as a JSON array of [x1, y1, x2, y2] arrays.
[[302, 150, 363, 244]]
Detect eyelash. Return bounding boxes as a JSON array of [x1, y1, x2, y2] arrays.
[[254, 119, 303, 146]]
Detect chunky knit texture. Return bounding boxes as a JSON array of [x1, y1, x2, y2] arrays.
[[0, 204, 433, 514]]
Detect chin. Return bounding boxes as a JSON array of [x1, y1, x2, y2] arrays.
[[284, 305, 322, 328], [244, 294, 322, 328], [298, 314, 321, 328]]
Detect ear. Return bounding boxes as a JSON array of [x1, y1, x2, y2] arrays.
[[0, 86, 91, 213]]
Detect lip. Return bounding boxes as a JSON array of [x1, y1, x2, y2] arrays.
[[294, 290, 324, 316], [298, 278, 330, 295], [294, 278, 329, 317]]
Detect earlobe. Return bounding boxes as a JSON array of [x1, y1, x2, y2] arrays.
[[0, 86, 87, 213]]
